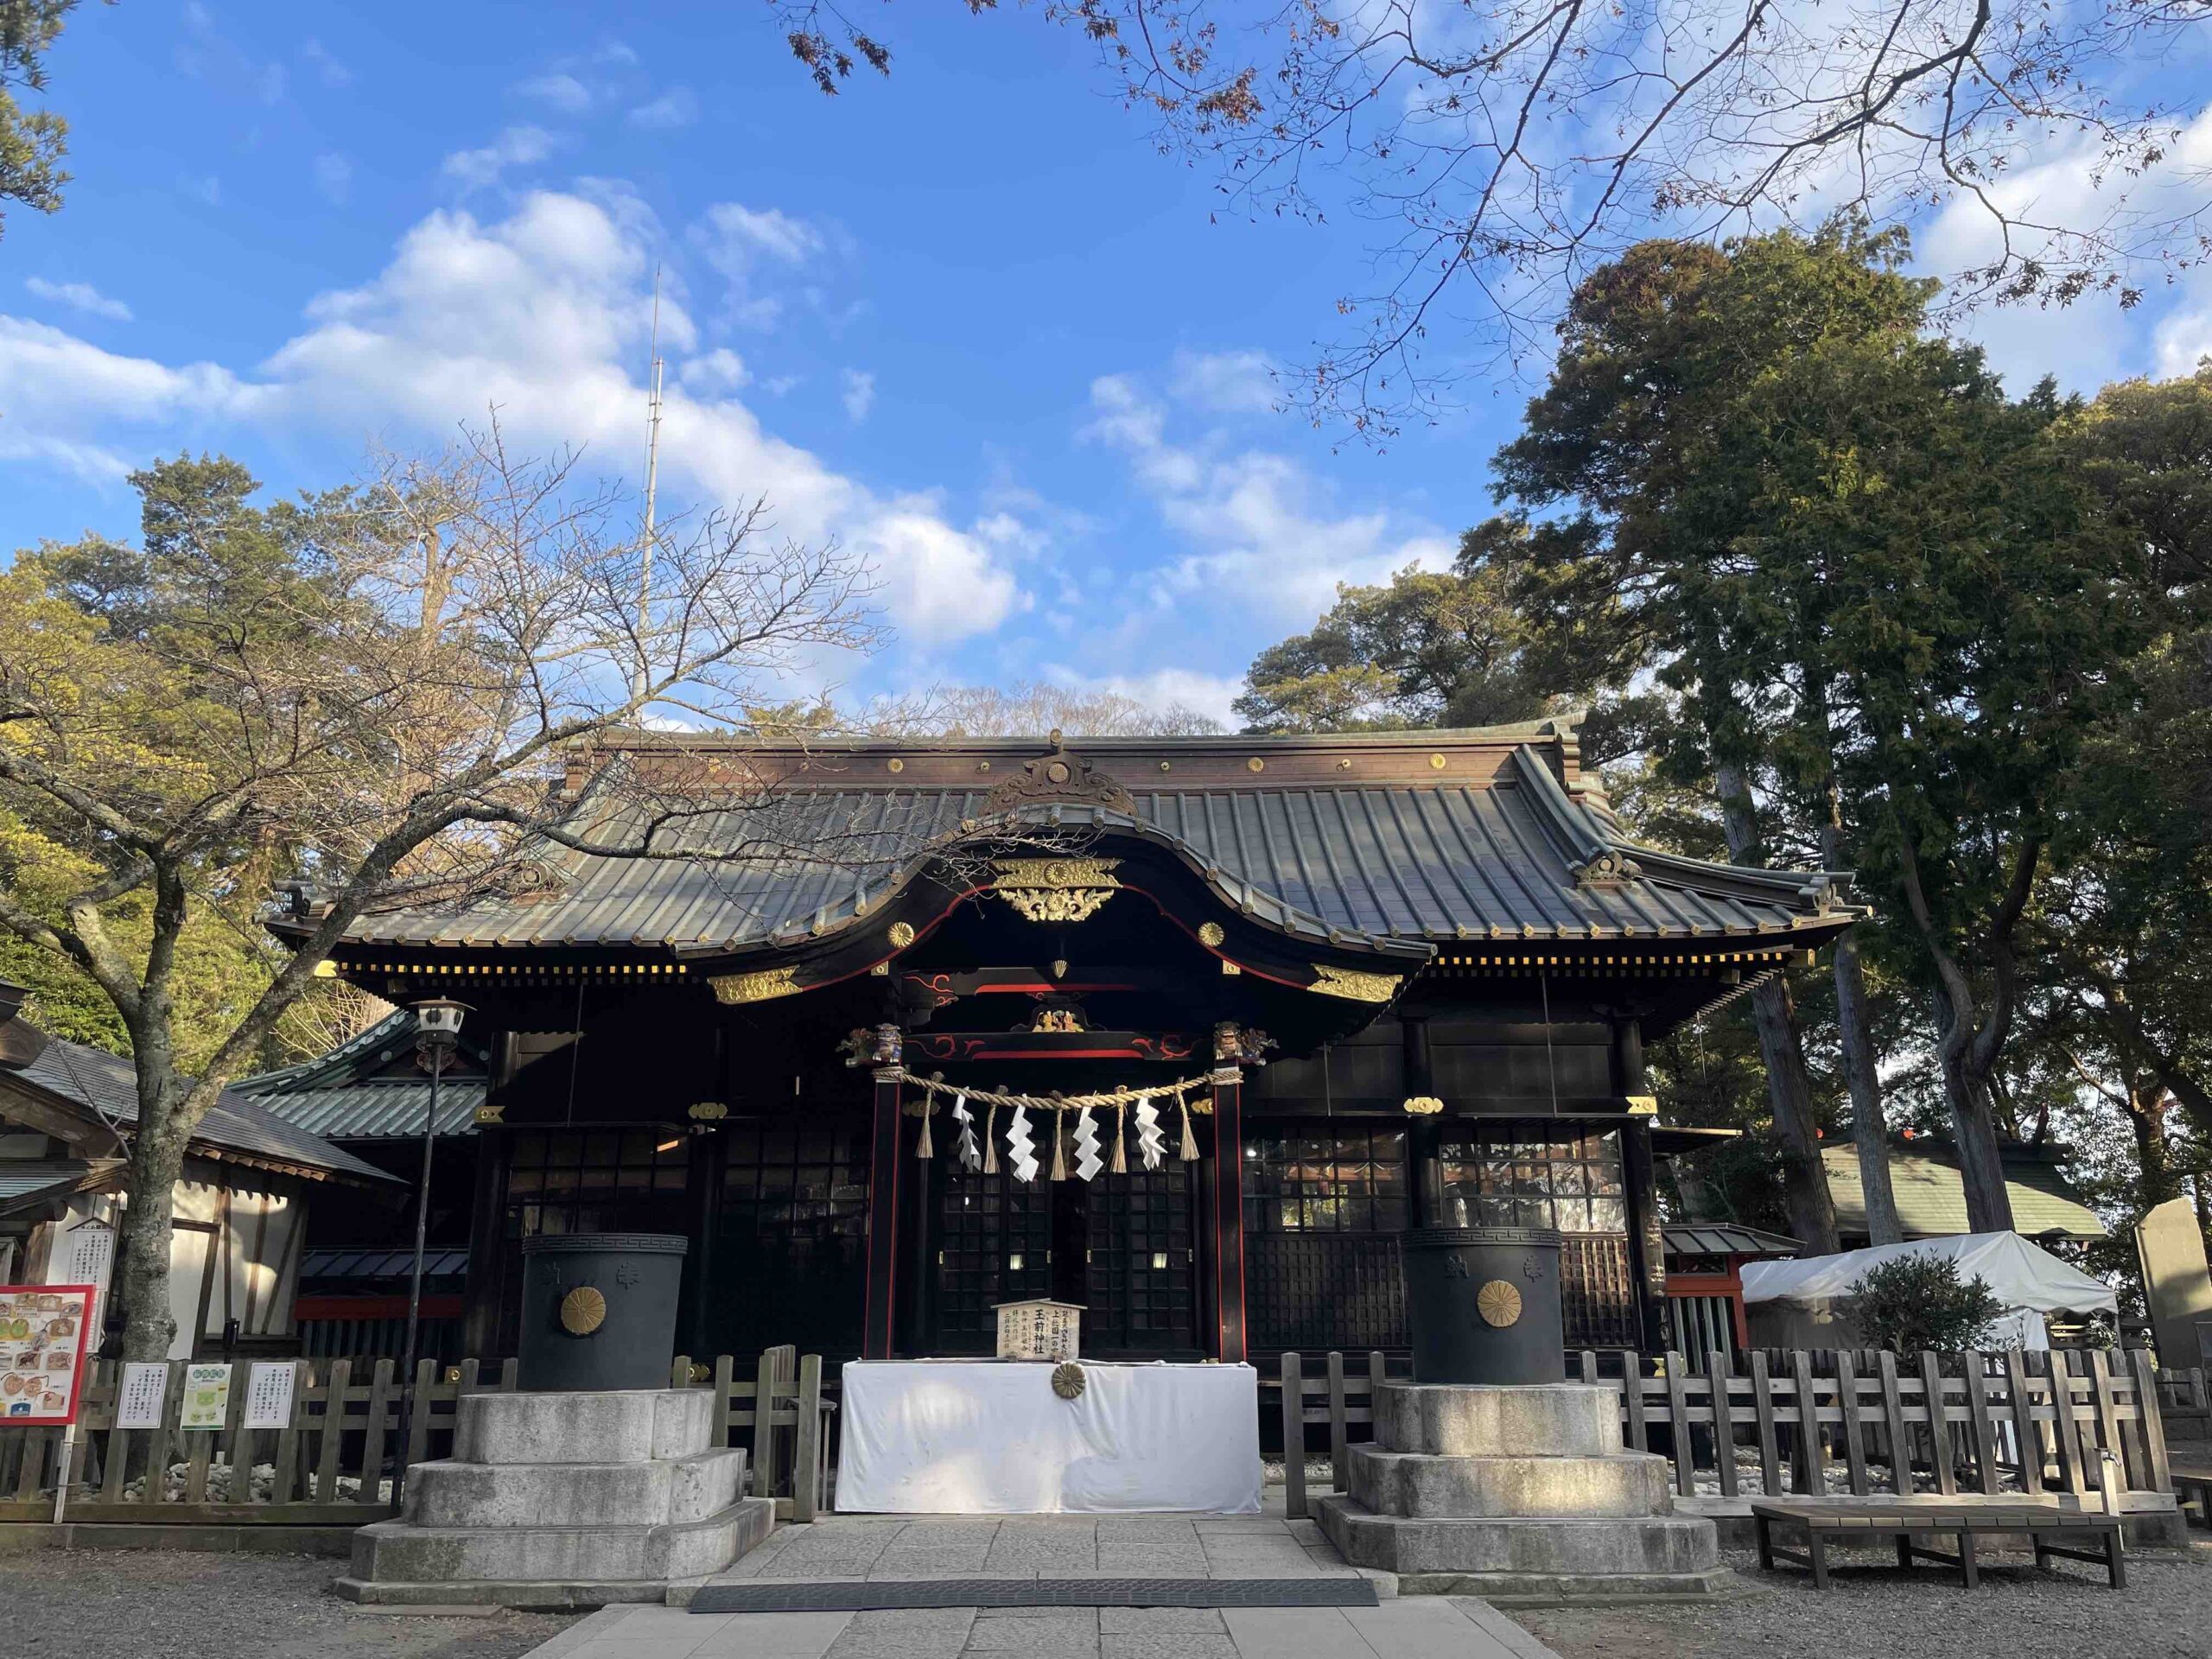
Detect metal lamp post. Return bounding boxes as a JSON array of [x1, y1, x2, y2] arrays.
[[394, 996, 468, 1500]]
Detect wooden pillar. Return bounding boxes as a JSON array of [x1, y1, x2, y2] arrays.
[[1611, 1010, 1669, 1355], [1621, 1116, 1669, 1356], [1210, 1058, 1249, 1364], [907, 1125, 934, 1357], [461, 1126, 508, 1358], [863, 1058, 904, 1361], [681, 1127, 721, 1355], [1402, 1016, 1446, 1229]]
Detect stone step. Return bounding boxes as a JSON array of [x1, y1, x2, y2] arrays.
[[404, 1447, 747, 1529], [348, 1496, 772, 1586], [1374, 1383, 1623, 1458], [453, 1387, 715, 1465], [1316, 1494, 1720, 1580], [1346, 1445, 1673, 1519]]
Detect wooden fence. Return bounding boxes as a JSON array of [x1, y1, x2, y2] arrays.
[[0, 1347, 833, 1528], [1275, 1346, 2177, 1520]]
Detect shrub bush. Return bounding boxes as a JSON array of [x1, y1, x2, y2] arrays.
[[1846, 1254, 2005, 1352]]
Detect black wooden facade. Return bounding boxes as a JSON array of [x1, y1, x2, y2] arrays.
[[273, 722, 1855, 1366]]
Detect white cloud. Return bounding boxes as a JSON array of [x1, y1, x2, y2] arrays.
[[696, 202, 823, 268], [23, 277, 131, 322], [629, 87, 698, 130], [679, 347, 750, 394], [517, 73, 591, 112], [1168, 348, 1278, 415], [0, 316, 251, 481], [847, 501, 1020, 644], [1925, 105, 2212, 391], [258, 61, 288, 104], [181, 175, 222, 207], [841, 368, 876, 423], [313, 153, 353, 206], [302, 38, 351, 87], [442, 126, 556, 192], [1085, 373, 1452, 626], [690, 202, 828, 327], [1072, 666, 1244, 728], [0, 192, 1021, 647]]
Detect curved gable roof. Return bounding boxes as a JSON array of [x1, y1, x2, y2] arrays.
[[321, 725, 1856, 959]]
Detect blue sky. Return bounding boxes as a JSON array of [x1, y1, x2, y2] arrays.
[[4, 3, 2209, 724]]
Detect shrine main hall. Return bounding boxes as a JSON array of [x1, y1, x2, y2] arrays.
[[288, 721, 1854, 1367]]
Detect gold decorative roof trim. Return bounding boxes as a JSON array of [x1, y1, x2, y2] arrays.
[[709, 964, 804, 1005], [1307, 964, 1402, 1003]]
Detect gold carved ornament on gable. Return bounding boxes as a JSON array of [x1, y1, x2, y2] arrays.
[[991, 858, 1122, 924]]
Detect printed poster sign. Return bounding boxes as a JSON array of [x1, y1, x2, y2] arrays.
[[54, 1223, 113, 1297], [244, 1361, 296, 1430], [114, 1361, 169, 1430], [179, 1363, 232, 1431], [0, 1284, 93, 1425]]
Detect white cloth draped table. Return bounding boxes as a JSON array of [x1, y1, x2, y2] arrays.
[[835, 1359, 1262, 1515]]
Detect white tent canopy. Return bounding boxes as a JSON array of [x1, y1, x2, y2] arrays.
[[1739, 1232, 2116, 1351]]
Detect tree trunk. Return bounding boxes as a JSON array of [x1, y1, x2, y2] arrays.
[[1716, 762, 1840, 1254], [1821, 806, 1900, 1244], [1935, 1023, 2015, 1235], [1748, 975, 1843, 1253], [2123, 1083, 2178, 1209], [118, 1118, 189, 1361]]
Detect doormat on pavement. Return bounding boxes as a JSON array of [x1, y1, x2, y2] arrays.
[[689, 1578, 1381, 1612]]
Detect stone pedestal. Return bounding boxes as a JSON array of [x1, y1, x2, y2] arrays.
[[1316, 1382, 1726, 1604], [335, 1388, 773, 1608]]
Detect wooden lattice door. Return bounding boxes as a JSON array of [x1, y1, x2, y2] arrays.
[[931, 1167, 1052, 1353], [1081, 1166, 1199, 1355]]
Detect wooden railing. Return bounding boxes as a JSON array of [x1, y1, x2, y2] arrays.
[[669, 1345, 837, 1522], [1275, 1346, 2178, 1519], [0, 1348, 833, 1528]]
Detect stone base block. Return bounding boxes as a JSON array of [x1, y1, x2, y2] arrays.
[[1347, 1445, 1673, 1519], [345, 1495, 773, 1596], [331, 1576, 679, 1611], [452, 1387, 715, 1465], [1375, 1383, 1623, 1457], [404, 1448, 746, 1529], [1316, 1495, 1721, 1592], [1393, 1566, 1740, 1605]]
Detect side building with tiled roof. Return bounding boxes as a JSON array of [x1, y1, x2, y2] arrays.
[[271, 721, 1858, 1365], [0, 985, 397, 1362]]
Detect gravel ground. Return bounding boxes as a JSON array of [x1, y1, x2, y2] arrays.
[[1518, 1542, 2212, 1659], [0, 1549, 582, 1659]]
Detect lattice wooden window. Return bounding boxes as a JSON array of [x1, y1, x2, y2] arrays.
[[1242, 1127, 1409, 1234], [504, 1128, 689, 1239], [709, 1123, 870, 1360], [1434, 1129, 1628, 1233]]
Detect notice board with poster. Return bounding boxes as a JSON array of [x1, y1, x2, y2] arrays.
[[0, 1285, 93, 1424]]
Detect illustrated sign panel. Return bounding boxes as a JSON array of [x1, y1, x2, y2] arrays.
[[179, 1363, 232, 1431], [115, 1361, 170, 1430], [0, 1284, 93, 1424], [244, 1361, 297, 1430]]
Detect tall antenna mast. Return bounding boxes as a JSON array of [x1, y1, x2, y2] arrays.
[[635, 265, 665, 703]]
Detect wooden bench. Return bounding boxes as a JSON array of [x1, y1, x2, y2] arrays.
[[1750, 1500, 2126, 1591], [2173, 1463, 2211, 1529]]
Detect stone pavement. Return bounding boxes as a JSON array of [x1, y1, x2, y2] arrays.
[[514, 1516, 1565, 1658], [702, 1515, 1362, 1582], [526, 1595, 1560, 1659]]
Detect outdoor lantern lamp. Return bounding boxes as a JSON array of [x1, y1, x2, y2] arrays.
[[397, 997, 470, 1501]]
